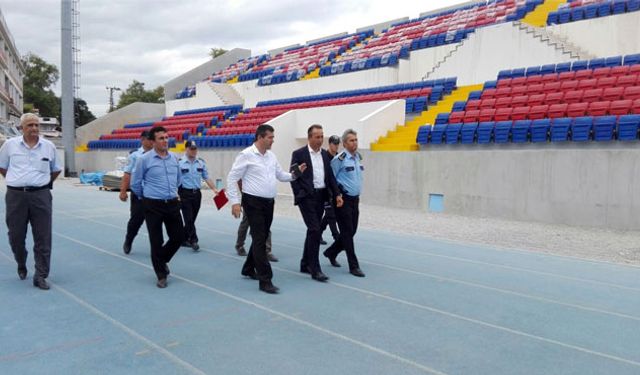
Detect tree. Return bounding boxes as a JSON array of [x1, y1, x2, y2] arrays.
[[209, 47, 227, 59], [22, 53, 60, 118], [114, 80, 164, 110], [75, 98, 95, 126]]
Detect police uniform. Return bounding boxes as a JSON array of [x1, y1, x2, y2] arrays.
[[0, 135, 61, 287], [123, 147, 146, 252], [178, 156, 210, 248], [323, 150, 364, 274]]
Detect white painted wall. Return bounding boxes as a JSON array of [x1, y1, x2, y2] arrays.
[[428, 22, 574, 85], [165, 81, 226, 116], [547, 11, 640, 58], [399, 42, 458, 82]]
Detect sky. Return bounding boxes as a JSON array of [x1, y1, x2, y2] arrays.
[[1, 0, 456, 117]]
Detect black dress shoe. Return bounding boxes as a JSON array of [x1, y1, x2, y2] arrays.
[[350, 268, 365, 277], [17, 267, 27, 280], [157, 278, 167, 288], [320, 238, 327, 245], [33, 278, 50, 290], [259, 282, 279, 294], [300, 265, 310, 274], [164, 264, 170, 276], [267, 253, 279, 262], [241, 270, 258, 280], [181, 241, 191, 248], [323, 251, 341, 267], [123, 241, 132, 255], [191, 242, 200, 251], [311, 272, 329, 282]]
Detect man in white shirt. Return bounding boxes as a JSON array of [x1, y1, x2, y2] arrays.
[[227, 124, 306, 294], [0, 113, 61, 290]]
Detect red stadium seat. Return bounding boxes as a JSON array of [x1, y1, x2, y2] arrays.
[[548, 103, 568, 118], [591, 67, 611, 78], [564, 90, 584, 104], [529, 105, 549, 120], [479, 98, 496, 109], [466, 99, 481, 110], [449, 111, 464, 123], [609, 100, 633, 116], [577, 78, 597, 90], [510, 77, 527, 87], [511, 85, 528, 97], [494, 107, 513, 121], [596, 76, 617, 89], [481, 88, 497, 99], [495, 87, 512, 98], [624, 86, 640, 100], [525, 75, 542, 85], [510, 95, 528, 107], [496, 78, 512, 88], [545, 92, 564, 105], [582, 88, 603, 102], [587, 101, 610, 116], [567, 102, 588, 117], [560, 80, 579, 91], [478, 108, 496, 122], [610, 65, 630, 77], [511, 106, 530, 120], [541, 73, 559, 84], [495, 97, 512, 108], [616, 75, 638, 87], [633, 99, 640, 114], [542, 82, 561, 94], [527, 94, 546, 106], [602, 87, 624, 101], [463, 110, 480, 122], [574, 70, 593, 80], [527, 83, 544, 95], [558, 71, 576, 81]]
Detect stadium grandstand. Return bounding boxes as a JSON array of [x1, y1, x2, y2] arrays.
[[75, 0, 640, 230]]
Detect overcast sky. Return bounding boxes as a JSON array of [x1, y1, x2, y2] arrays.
[[1, 0, 455, 117]]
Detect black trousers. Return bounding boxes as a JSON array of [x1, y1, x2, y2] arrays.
[[125, 192, 145, 245], [143, 198, 184, 279], [178, 188, 202, 243], [320, 202, 339, 240], [324, 195, 360, 270], [298, 189, 327, 274], [241, 194, 274, 282], [5, 189, 52, 280]]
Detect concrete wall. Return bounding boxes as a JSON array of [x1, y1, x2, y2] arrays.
[[163, 48, 251, 102], [165, 81, 226, 116], [76, 102, 164, 146], [547, 11, 640, 58], [363, 143, 640, 231]]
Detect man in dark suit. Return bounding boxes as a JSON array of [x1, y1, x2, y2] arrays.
[[290, 124, 343, 282]]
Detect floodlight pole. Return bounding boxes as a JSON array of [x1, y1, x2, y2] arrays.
[[61, 0, 76, 176]]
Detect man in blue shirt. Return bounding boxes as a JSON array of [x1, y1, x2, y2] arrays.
[[178, 140, 218, 251], [0, 113, 61, 290], [323, 129, 365, 277], [119, 130, 153, 255], [131, 126, 184, 288]]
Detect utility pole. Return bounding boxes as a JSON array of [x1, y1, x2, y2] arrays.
[[106, 86, 121, 112]]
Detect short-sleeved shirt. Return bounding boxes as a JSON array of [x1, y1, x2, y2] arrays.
[[179, 157, 209, 189], [331, 151, 363, 197], [0, 136, 62, 187], [130, 149, 181, 200], [124, 147, 145, 174]]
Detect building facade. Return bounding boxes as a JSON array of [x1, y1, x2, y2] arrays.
[[0, 8, 24, 123]]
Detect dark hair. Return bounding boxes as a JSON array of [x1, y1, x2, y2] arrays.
[[328, 135, 340, 145], [149, 126, 167, 140], [140, 130, 150, 138], [255, 124, 274, 141], [307, 124, 323, 138]]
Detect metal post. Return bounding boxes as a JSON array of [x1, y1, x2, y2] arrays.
[[61, 0, 76, 176]]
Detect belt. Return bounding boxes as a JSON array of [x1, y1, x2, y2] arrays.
[[314, 188, 327, 193], [179, 187, 200, 193], [7, 185, 49, 192], [143, 197, 179, 203], [243, 193, 275, 202]]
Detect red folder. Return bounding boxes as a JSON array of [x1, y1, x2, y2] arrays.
[[213, 189, 228, 210]]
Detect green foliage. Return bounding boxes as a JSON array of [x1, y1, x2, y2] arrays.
[[75, 98, 96, 126], [22, 53, 60, 118], [114, 80, 164, 110]]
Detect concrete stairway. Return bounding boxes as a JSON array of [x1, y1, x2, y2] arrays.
[[370, 84, 484, 152], [208, 82, 244, 106]]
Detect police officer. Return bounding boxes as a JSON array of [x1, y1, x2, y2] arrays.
[[120, 130, 153, 254], [323, 129, 365, 277], [0, 113, 61, 290], [131, 126, 184, 288], [320, 135, 341, 244], [178, 140, 218, 251]]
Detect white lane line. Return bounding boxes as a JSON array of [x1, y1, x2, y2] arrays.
[[52, 231, 448, 375], [56, 211, 640, 322], [0, 251, 207, 375]]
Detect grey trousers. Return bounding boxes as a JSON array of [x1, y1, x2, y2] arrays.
[[235, 213, 272, 252], [6, 189, 53, 279]]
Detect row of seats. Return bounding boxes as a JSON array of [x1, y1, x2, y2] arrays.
[[475, 79, 640, 100], [87, 138, 177, 150], [457, 91, 640, 110], [173, 105, 242, 117], [491, 66, 640, 89], [548, 0, 640, 25], [445, 99, 640, 122], [495, 54, 640, 79], [417, 115, 640, 145], [185, 134, 255, 148]]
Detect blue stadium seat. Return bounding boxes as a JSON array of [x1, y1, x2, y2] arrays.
[[530, 119, 550, 143], [511, 68, 526, 78], [431, 124, 446, 144], [414, 97, 428, 112], [588, 58, 605, 69], [498, 70, 512, 79], [547, 11, 558, 25], [583, 4, 599, 19], [452, 101, 466, 112], [511, 120, 531, 143], [593, 116, 617, 141], [617, 115, 640, 140], [571, 60, 589, 71], [628, 0, 640, 11], [555, 62, 572, 73], [460, 122, 478, 144], [612, 0, 627, 14], [416, 126, 432, 145], [484, 80, 497, 89], [571, 116, 593, 141], [557, 9, 571, 23], [623, 53, 640, 65], [494, 121, 512, 143], [468, 91, 483, 100], [540, 64, 555, 75], [605, 56, 623, 67], [551, 118, 571, 142], [526, 66, 541, 76], [570, 8, 584, 21], [597, 2, 612, 16], [435, 113, 450, 124], [477, 122, 494, 143], [445, 124, 462, 144]]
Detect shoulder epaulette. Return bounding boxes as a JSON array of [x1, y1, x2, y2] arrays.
[[197, 157, 205, 162], [337, 151, 347, 161], [129, 149, 137, 154]]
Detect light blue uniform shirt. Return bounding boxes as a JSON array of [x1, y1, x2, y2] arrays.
[[179, 157, 209, 189], [131, 149, 181, 200], [331, 151, 363, 197], [0, 136, 62, 187], [124, 147, 144, 174]]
